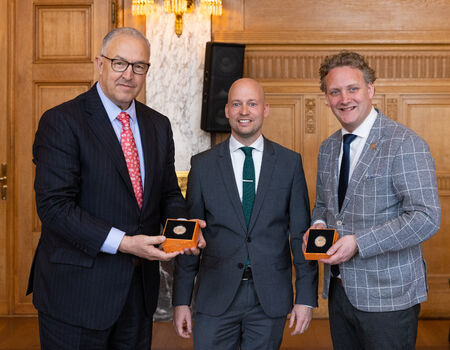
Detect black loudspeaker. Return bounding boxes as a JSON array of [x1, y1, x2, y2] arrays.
[[200, 42, 246, 132]]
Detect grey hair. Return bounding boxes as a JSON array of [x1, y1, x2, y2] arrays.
[[100, 27, 150, 55]]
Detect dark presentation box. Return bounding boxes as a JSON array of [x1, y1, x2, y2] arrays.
[[303, 228, 338, 260], [161, 219, 200, 253]]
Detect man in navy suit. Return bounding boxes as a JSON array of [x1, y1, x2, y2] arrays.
[[173, 78, 318, 349], [27, 27, 204, 349]]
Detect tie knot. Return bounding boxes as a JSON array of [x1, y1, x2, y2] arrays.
[[240, 146, 254, 157], [117, 112, 130, 127], [343, 134, 357, 145]]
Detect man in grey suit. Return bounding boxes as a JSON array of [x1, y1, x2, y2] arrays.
[[310, 51, 441, 349], [172, 78, 318, 349]]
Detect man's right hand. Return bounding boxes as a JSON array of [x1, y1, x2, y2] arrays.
[[118, 235, 180, 261], [173, 305, 193, 338]]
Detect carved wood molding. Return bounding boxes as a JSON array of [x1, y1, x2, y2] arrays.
[[386, 98, 398, 121], [245, 51, 450, 80], [437, 173, 450, 195], [214, 31, 450, 45], [305, 98, 316, 134]]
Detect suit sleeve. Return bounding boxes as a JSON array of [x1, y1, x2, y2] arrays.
[[172, 155, 203, 306], [289, 154, 318, 307], [357, 135, 441, 258], [33, 109, 111, 257]]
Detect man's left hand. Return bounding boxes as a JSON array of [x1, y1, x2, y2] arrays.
[[289, 304, 313, 335], [182, 219, 206, 255], [320, 234, 358, 265]]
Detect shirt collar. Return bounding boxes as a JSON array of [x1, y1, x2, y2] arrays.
[[229, 134, 264, 153], [96, 82, 137, 123], [341, 107, 377, 139]]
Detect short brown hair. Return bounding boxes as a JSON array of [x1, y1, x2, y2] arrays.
[[319, 51, 376, 92]]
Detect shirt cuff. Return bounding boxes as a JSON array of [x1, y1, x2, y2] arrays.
[[100, 227, 126, 254], [312, 220, 326, 226]]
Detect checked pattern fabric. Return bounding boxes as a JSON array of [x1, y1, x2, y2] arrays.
[[117, 112, 143, 209]]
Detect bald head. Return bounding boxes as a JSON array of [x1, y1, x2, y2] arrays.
[[227, 78, 266, 105], [225, 78, 269, 146]]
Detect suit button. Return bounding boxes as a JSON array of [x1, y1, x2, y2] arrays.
[[336, 220, 343, 226], [237, 263, 244, 269], [247, 237, 251, 242]]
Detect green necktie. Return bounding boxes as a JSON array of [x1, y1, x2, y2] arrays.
[[241, 147, 255, 227]]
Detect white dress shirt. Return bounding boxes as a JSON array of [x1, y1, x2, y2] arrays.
[[339, 107, 378, 177], [229, 134, 264, 201]]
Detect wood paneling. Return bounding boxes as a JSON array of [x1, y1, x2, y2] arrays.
[[243, 47, 450, 81], [262, 95, 303, 153], [213, 0, 450, 44], [0, 0, 11, 315], [35, 5, 91, 61]]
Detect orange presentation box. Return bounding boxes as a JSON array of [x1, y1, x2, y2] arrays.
[[161, 219, 200, 253], [303, 228, 339, 260]]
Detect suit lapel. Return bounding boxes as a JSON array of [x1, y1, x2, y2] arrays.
[[217, 140, 248, 233], [136, 102, 157, 210], [341, 113, 383, 211], [84, 86, 138, 208], [248, 138, 276, 232], [329, 133, 342, 213]]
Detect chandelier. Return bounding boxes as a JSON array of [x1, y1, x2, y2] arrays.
[[132, 0, 223, 37]]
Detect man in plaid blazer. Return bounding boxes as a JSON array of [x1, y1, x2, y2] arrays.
[[310, 51, 441, 349]]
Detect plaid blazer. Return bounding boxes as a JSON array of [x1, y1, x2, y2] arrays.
[[312, 110, 441, 312]]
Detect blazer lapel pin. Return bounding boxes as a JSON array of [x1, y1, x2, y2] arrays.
[[370, 142, 377, 150]]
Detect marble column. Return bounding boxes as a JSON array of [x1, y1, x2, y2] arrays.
[[144, 1, 212, 321], [146, 1, 211, 172]]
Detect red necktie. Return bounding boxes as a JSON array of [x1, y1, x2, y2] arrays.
[[117, 112, 143, 209]]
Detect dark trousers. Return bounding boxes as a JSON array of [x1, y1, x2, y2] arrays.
[[38, 266, 152, 350], [328, 277, 420, 350], [193, 280, 286, 350]]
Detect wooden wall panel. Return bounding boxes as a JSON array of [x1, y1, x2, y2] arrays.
[[0, 0, 11, 315], [213, 0, 450, 44], [243, 0, 450, 32], [35, 5, 91, 61], [35, 83, 90, 119], [262, 95, 303, 153], [245, 48, 450, 81]]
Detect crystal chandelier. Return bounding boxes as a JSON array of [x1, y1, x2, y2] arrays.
[[132, 0, 223, 37], [200, 0, 222, 16], [131, 0, 155, 16]]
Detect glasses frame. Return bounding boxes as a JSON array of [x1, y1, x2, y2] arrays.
[[101, 55, 150, 75]]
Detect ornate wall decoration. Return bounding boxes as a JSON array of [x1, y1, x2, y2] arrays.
[[386, 98, 398, 121], [305, 98, 316, 134]]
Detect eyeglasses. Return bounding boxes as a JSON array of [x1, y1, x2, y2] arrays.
[[101, 55, 150, 75]]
